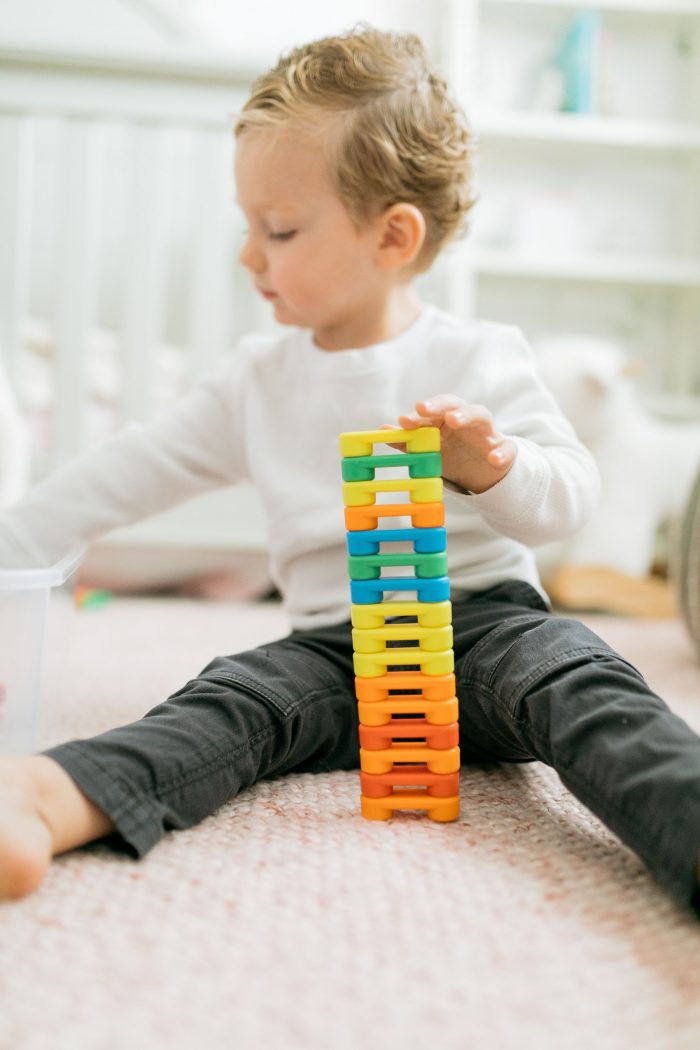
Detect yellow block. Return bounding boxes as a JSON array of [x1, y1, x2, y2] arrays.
[[352, 623, 453, 653], [360, 744, 460, 775], [339, 427, 439, 457], [353, 648, 454, 678], [352, 600, 452, 629], [342, 476, 442, 506]]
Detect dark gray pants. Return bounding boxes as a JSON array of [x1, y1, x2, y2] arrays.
[[45, 582, 700, 909]]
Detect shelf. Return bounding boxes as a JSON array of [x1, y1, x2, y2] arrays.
[[475, 249, 700, 285], [480, 0, 700, 15], [477, 111, 700, 150], [643, 392, 700, 419]]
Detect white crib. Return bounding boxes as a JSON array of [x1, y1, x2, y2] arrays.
[[0, 43, 272, 570]]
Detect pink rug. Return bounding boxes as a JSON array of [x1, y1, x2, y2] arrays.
[[2, 596, 700, 1050]]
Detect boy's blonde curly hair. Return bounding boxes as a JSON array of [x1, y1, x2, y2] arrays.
[[234, 26, 476, 271]]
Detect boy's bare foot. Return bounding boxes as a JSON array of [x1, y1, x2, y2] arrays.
[[0, 758, 54, 899], [0, 756, 114, 900]]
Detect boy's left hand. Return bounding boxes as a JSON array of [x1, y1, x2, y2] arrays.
[[390, 395, 517, 494]]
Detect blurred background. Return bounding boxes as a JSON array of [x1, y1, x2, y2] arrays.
[[1, 0, 700, 602]]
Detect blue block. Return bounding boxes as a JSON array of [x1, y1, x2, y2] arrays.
[[346, 526, 446, 556], [350, 576, 451, 604]]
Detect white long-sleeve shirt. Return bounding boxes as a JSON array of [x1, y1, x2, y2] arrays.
[[0, 306, 599, 628]]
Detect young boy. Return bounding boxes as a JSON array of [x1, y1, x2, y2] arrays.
[[1, 26, 700, 910]]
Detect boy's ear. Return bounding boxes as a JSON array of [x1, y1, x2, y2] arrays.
[[375, 203, 426, 270]]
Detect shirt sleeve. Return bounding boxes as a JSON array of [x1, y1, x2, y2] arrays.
[[0, 351, 249, 568], [443, 325, 600, 545]]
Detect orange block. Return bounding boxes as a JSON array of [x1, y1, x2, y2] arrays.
[[361, 743, 460, 774], [354, 671, 456, 703], [361, 766, 459, 798], [359, 719, 459, 750], [344, 502, 444, 531], [358, 696, 459, 726], [361, 792, 459, 821]]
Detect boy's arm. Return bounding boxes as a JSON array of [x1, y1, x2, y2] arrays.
[[396, 330, 600, 546], [0, 365, 245, 568]]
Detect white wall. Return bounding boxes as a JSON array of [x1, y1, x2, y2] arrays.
[[0, 0, 172, 51], [0, 0, 440, 65], [181, 0, 439, 66]]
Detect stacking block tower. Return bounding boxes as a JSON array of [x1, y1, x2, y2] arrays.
[[339, 426, 460, 821]]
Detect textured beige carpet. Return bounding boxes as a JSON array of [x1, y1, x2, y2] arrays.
[[2, 595, 700, 1050]]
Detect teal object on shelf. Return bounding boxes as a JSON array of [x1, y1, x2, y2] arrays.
[[555, 11, 602, 114]]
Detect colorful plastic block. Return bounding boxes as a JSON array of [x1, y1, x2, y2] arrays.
[[357, 696, 459, 726], [342, 476, 443, 507], [350, 575, 450, 604], [346, 526, 446, 556], [74, 586, 112, 610], [361, 767, 460, 799], [352, 623, 453, 653], [353, 648, 454, 678], [361, 743, 460, 773], [339, 427, 440, 457], [341, 450, 442, 482], [360, 792, 460, 821], [359, 719, 460, 749], [354, 671, 456, 702], [344, 502, 444, 531], [348, 551, 448, 580], [351, 600, 452, 629]]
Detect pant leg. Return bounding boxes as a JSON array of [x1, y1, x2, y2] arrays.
[[44, 622, 359, 858], [451, 582, 700, 908]]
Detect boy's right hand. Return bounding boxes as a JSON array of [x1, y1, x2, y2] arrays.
[[387, 395, 518, 494]]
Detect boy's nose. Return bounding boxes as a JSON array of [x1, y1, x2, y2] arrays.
[[239, 236, 265, 274]]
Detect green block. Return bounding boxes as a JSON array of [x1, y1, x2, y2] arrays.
[[348, 551, 448, 580], [341, 451, 442, 482]]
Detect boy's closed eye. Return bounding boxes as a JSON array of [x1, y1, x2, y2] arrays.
[[269, 230, 297, 241]]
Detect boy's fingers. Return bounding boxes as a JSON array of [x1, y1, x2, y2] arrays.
[[397, 396, 470, 429], [416, 395, 467, 418], [378, 423, 409, 450], [443, 405, 494, 431], [487, 437, 518, 468], [396, 412, 427, 429]]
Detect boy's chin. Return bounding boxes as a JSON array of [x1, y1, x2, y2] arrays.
[[271, 302, 306, 328]]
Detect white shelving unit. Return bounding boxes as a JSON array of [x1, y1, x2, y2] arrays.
[[441, 0, 700, 415]]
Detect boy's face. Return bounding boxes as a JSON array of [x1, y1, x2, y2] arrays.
[[235, 128, 388, 350]]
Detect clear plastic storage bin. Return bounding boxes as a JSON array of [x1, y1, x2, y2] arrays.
[[0, 547, 83, 754]]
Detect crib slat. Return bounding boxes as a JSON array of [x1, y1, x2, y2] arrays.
[[53, 118, 103, 462], [0, 114, 33, 387], [187, 128, 233, 371], [121, 122, 171, 423]]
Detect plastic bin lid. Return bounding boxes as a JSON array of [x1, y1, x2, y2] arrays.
[[0, 545, 85, 591]]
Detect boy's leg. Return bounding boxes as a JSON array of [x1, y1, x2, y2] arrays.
[[451, 582, 700, 909], [1, 622, 359, 892]]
